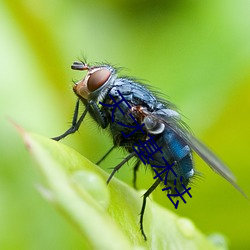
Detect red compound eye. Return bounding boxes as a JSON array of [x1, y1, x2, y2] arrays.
[[87, 68, 111, 92]]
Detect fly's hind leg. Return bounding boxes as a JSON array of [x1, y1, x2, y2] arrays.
[[132, 159, 141, 189], [140, 178, 161, 240]]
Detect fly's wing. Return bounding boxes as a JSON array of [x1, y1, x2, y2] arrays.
[[183, 132, 248, 198], [150, 110, 248, 198]]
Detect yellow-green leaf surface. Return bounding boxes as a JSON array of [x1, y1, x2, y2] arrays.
[[19, 128, 225, 250]]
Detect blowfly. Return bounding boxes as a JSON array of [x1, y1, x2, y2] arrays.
[[52, 60, 246, 240]]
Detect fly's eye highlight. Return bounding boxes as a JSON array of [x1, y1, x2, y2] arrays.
[[87, 68, 111, 92]]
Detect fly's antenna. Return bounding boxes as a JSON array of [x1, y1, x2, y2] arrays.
[[71, 61, 89, 71]]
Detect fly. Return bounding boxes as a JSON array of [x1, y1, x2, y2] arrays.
[[52, 60, 247, 240]]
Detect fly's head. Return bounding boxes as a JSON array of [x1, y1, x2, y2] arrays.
[[72, 61, 116, 101]]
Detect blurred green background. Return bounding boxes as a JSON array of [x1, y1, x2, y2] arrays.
[[0, 0, 250, 249]]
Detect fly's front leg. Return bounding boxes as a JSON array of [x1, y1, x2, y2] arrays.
[[89, 100, 108, 129], [52, 99, 89, 141]]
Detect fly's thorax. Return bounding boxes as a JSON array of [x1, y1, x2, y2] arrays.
[[73, 64, 117, 102]]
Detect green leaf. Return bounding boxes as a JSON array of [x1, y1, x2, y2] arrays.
[[19, 128, 226, 250]]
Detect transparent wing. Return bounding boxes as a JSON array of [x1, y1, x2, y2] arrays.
[[148, 110, 247, 198]]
